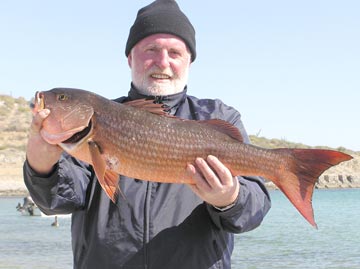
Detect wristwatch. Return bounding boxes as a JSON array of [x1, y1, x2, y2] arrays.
[[213, 201, 236, 212]]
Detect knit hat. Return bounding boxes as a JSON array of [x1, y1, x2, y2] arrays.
[[125, 0, 196, 62]]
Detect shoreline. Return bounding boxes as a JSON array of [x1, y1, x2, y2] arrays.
[[1, 175, 359, 197], [2, 187, 360, 198], [265, 173, 360, 190]]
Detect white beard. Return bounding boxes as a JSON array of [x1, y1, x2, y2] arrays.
[[132, 66, 189, 96]]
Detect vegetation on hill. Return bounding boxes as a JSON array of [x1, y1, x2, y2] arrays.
[[0, 94, 358, 194], [249, 135, 354, 155], [0, 95, 32, 151], [0, 94, 358, 156]]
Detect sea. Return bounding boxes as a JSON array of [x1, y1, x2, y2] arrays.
[[0, 189, 359, 269]]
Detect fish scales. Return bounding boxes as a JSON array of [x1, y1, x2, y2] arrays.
[[94, 103, 244, 183], [84, 99, 316, 184], [34, 88, 353, 227]]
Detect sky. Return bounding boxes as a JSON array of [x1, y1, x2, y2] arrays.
[[1, 0, 359, 151]]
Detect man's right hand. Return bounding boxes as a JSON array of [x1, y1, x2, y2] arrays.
[[26, 109, 63, 175]]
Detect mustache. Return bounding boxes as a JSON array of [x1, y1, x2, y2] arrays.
[[147, 67, 174, 78]]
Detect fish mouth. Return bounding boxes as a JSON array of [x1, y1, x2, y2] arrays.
[[62, 120, 92, 144], [32, 91, 45, 112], [41, 120, 92, 145], [30, 91, 45, 112]]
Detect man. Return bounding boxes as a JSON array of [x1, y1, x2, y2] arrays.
[[24, 0, 271, 268]]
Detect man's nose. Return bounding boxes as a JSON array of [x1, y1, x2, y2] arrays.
[[155, 50, 170, 69]]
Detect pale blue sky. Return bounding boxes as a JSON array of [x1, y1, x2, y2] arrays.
[[1, 1, 359, 151]]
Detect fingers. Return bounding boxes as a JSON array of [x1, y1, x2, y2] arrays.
[[186, 155, 234, 191], [26, 108, 63, 175], [186, 162, 212, 192], [29, 109, 50, 135], [205, 155, 233, 186], [186, 155, 240, 207], [195, 157, 222, 190], [193, 155, 233, 188]]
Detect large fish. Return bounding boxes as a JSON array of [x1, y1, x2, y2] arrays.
[[33, 88, 352, 228]]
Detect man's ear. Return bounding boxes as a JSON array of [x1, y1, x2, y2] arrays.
[[127, 53, 132, 68]]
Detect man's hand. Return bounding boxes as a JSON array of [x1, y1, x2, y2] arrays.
[[186, 155, 240, 208], [26, 109, 63, 175]]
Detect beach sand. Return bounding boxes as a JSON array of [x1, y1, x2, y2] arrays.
[[0, 165, 28, 196], [0, 149, 28, 196]]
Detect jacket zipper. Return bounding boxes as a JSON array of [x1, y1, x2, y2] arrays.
[[143, 181, 152, 269]]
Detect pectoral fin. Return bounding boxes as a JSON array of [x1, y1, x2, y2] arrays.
[[88, 140, 120, 203]]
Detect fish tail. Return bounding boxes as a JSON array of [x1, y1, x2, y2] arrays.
[[270, 149, 352, 228]]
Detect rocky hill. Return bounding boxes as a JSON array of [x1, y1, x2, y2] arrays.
[[0, 94, 359, 196], [0, 95, 32, 195], [250, 136, 360, 189]]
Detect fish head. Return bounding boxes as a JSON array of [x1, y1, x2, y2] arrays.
[[34, 88, 94, 145]]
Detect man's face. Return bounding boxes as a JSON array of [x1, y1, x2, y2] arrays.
[[128, 33, 192, 96]]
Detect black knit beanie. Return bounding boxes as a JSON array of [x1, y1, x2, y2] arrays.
[[125, 0, 196, 62]]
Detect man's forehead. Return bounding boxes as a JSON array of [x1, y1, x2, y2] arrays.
[[137, 34, 188, 49]]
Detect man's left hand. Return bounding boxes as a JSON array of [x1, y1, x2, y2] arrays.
[[186, 155, 240, 208]]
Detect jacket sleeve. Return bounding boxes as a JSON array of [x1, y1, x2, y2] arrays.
[[23, 153, 93, 215], [206, 176, 271, 233], [206, 100, 272, 233]]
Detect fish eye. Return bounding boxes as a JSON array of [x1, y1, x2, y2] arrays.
[[58, 94, 68, 101]]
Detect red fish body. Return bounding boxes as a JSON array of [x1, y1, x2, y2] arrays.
[[33, 88, 353, 228]]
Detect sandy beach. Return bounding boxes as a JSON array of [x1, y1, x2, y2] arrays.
[[0, 149, 28, 196]]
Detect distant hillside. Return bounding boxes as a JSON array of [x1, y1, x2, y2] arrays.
[[0, 94, 358, 195], [249, 135, 360, 188], [0, 95, 32, 151], [249, 135, 356, 155], [1, 94, 357, 153]]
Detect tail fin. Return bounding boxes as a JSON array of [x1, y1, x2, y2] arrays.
[[272, 149, 352, 228]]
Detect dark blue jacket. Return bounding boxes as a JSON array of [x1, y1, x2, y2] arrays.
[[24, 87, 271, 269]]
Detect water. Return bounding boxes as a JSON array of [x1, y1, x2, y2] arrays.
[[1, 189, 359, 269], [0, 199, 72, 269], [233, 189, 360, 269]]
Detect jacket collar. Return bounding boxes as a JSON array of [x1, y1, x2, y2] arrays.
[[127, 84, 188, 114]]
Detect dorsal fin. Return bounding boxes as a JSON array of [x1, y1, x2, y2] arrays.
[[198, 119, 244, 142], [124, 99, 168, 116], [124, 99, 244, 142]]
